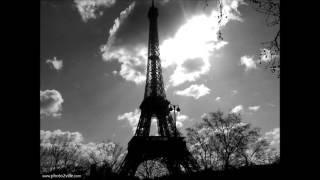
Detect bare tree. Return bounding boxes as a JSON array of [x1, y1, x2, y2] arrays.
[[40, 136, 124, 178], [203, 0, 280, 77], [248, 0, 280, 77], [86, 140, 124, 177], [186, 125, 221, 170], [205, 112, 262, 170], [234, 136, 276, 166], [186, 111, 274, 170], [89, 141, 123, 167], [135, 159, 169, 179], [263, 148, 280, 164], [40, 137, 89, 175]]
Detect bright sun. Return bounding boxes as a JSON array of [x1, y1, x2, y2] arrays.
[[159, 10, 227, 86]]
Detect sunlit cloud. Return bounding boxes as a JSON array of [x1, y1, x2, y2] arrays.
[[41, 129, 83, 146], [40, 89, 64, 117], [46, 57, 63, 71], [248, 105, 260, 112], [174, 114, 190, 128], [100, 0, 246, 86], [230, 104, 243, 114], [117, 109, 140, 133], [215, 96, 221, 101], [160, 11, 230, 86], [103, 46, 147, 84], [220, 0, 247, 23], [175, 84, 211, 99], [264, 127, 280, 146], [102, 2, 136, 52], [74, 0, 116, 22], [100, 2, 145, 84], [240, 55, 258, 71], [112, 70, 118, 75]]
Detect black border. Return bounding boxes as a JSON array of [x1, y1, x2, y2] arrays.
[[3, 0, 316, 179]]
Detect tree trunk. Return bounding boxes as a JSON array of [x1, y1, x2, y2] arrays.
[[245, 155, 249, 166], [224, 155, 230, 171]]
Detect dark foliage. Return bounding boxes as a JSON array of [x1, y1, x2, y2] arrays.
[[40, 111, 279, 179], [40, 162, 280, 180]]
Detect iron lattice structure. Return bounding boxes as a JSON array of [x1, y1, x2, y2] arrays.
[[136, 0, 176, 138], [117, 1, 199, 177]]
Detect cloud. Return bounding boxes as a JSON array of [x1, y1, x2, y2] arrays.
[[100, 0, 246, 86], [160, 11, 230, 86], [117, 109, 140, 133], [230, 104, 243, 114], [220, 0, 247, 22], [102, 46, 147, 84], [231, 90, 238, 95], [215, 96, 221, 101], [74, 0, 116, 22], [175, 84, 211, 99], [46, 57, 63, 71], [248, 105, 260, 112], [240, 55, 257, 71], [181, 57, 205, 74], [41, 129, 83, 146], [241, 47, 280, 72], [40, 129, 118, 164], [264, 127, 280, 146], [40, 89, 64, 117], [102, 1, 135, 51], [174, 114, 190, 128], [100, 2, 145, 84]]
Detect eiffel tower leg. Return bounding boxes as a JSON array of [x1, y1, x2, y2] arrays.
[[119, 152, 143, 177], [135, 112, 152, 136], [157, 118, 164, 136], [157, 114, 169, 136], [143, 114, 152, 136]]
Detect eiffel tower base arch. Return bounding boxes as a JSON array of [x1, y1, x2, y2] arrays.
[[118, 136, 199, 177]]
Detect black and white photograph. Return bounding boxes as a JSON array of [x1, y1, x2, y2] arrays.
[[40, 0, 280, 179]]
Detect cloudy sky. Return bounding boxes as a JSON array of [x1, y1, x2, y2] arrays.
[[40, 0, 279, 149]]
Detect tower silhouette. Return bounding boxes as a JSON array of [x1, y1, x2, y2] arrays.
[[118, 0, 199, 177]]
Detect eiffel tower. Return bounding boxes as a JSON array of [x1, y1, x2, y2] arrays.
[[118, 0, 199, 177]]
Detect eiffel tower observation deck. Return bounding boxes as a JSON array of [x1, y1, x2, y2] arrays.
[[117, 0, 200, 177]]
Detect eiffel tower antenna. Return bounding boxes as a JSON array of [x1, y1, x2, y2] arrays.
[[117, 1, 200, 176]]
